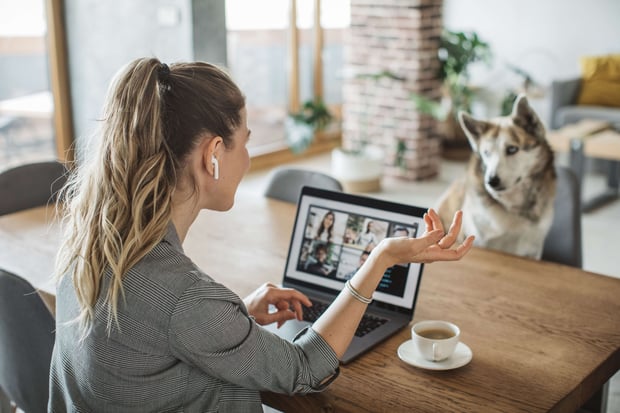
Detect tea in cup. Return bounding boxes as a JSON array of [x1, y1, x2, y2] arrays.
[[411, 320, 460, 362]]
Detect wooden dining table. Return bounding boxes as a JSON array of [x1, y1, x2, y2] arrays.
[[0, 190, 618, 412]]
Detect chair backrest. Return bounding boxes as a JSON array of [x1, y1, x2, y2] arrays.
[[549, 77, 581, 129], [0, 161, 68, 216], [0, 269, 55, 412], [264, 167, 343, 204], [542, 166, 582, 268]]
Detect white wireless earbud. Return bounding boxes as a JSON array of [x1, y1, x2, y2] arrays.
[[211, 156, 219, 180]]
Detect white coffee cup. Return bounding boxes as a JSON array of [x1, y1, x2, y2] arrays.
[[411, 320, 460, 362]]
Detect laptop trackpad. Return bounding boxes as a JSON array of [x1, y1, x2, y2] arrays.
[[262, 318, 311, 341]]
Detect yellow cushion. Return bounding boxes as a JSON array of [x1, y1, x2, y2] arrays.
[[576, 54, 620, 107]]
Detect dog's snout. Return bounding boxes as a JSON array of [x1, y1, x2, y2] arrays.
[[488, 175, 501, 189]]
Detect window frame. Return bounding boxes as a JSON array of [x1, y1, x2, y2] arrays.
[[247, 0, 342, 171], [48, 0, 342, 168], [46, 0, 75, 163]]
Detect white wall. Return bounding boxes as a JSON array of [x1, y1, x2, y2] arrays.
[[65, 0, 194, 158], [443, 0, 620, 124]]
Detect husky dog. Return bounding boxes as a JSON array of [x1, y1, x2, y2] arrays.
[[436, 95, 556, 259]]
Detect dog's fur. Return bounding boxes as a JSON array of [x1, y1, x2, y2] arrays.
[[436, 95, 556, 259]]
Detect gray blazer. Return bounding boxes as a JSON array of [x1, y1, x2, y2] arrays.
[[49, 224, 339, 412]]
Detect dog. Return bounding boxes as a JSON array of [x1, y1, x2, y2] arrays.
[[436, 94, 556, 259]]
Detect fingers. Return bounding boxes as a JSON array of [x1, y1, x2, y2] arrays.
[[411, 209, 473, 263], [438, 210, 463, 249], [263, 300, 301, 328], [447, 234, 474, 259], [266, 287, 312, 324], [420, 228, 444, 245], [424, 208, 444, 233], [292, 298, 305, 321], [272, 297, 308, 327], [279, 288, 312, 308], [424, 234, 475, 263], [275, 300, 290, 312], [423, 211, 433, 232]]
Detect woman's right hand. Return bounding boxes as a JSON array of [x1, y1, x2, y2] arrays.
[[243, 282, 312, 328]]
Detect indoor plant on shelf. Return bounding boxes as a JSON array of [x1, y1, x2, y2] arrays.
[[409, 29, 492, 159], [285, 98, 333, 154]]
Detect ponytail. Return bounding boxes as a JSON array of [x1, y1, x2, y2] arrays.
[[55, 57, 245, 337]]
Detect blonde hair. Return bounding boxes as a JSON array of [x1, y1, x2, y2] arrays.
[[55, 57, 245, 337]]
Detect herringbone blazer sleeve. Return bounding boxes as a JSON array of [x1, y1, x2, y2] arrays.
[[168, 276, 339, 394]]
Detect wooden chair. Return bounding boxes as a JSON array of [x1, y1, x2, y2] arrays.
[[264, 167, 343, 204]]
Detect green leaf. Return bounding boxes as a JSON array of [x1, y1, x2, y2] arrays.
[[409, 94, 449, 121]]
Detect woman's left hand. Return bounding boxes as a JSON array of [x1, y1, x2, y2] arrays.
[[243, 282, 313, 328]]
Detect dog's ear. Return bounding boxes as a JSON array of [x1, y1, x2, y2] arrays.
[[458, 111, 490, 153], [511, 94, 545, 140]]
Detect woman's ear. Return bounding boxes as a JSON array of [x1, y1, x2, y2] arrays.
[[202, 136, 224, 180]]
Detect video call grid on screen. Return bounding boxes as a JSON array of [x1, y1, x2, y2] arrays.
[[284, 193, 423, 309]]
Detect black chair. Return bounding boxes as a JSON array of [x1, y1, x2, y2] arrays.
[[0, 161, 67, 216], [0, 269, 56, 413], [264, 167, 343, 204], [0, 161, 67, 412], [541, 166, 582, 268]]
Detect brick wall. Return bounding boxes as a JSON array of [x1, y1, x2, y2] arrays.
[[343, 0, 443, 180]]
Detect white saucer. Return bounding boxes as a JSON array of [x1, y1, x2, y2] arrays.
[[397, 340, 472, 371]]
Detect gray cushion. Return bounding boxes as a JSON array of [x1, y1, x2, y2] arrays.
[[554, 105, 620, 130]]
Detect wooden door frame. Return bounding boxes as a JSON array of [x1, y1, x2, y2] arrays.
[[46, 0, 75, 163]]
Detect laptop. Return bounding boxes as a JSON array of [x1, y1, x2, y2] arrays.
[[263, 186, 427, 364]]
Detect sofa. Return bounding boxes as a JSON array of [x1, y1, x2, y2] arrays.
[[548, 56, 620, 212], [549, 77, 620, 130]]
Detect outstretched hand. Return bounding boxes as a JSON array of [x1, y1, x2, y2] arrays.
[[243, 282, 312, 328], [377, 208, 474, 267]]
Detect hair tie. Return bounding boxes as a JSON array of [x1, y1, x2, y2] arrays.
[[158, 63, 171, 91]]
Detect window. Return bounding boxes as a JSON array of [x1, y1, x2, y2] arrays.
[[0, 0, 73, 171], [0, 0, 56, 170], [226, 0, 289, 155], [225, 0, 349, 160]]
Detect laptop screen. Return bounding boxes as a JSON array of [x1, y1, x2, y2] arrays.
[[283, 186, 427, 311]]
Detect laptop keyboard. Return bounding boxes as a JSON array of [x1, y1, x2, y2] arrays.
[[302, 300, 388, 337]]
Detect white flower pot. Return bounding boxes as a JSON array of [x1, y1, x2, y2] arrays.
[[331, 146, 384, 192]]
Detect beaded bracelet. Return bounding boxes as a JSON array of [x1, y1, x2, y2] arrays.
[[345, 280, 373, 304]]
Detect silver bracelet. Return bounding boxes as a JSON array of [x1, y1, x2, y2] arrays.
[[345, 280, 373, 304]]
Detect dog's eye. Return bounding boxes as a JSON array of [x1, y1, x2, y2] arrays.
[[506, 145, 519, 155]]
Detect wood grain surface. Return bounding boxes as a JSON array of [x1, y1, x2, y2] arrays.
[[2, 192, 618, 412], [185, 194, 620, 412]]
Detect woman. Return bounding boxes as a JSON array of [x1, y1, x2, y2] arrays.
[[305, 244, 333, 277], [315, 210, 335, 242], [49, 57, 474, 412], [356, 220, 378, 249]]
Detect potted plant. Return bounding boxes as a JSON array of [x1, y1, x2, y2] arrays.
[[409, 29, 492, 159], [499, 63, 544, 115], [285, 98, 333, 154]]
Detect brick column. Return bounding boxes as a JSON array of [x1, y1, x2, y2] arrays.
[[343, 0, 443, 180]]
